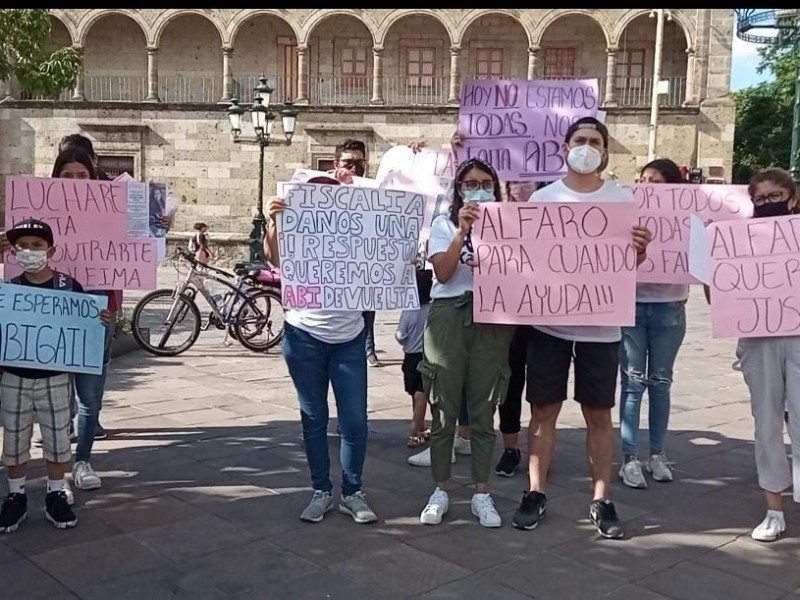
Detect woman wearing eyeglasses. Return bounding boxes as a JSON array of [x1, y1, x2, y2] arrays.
[[730, 168, 800, 542], [417, 158, 516, 528]]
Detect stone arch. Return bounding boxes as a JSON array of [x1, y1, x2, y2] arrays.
[[152, 9, 226, 47], [75, 9, 149, 47], [533, 10, 612, 47], [613, 9, 694, 50], [299, 10, 378, 47], [456, 9, 532, 47], [376, 10, 455, 47], [48, 14, 75, 49], [228, 10, 301, 47]]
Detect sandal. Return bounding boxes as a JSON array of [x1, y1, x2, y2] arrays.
[[407, 434, 427, 448]]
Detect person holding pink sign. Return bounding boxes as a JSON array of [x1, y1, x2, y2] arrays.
[[618, 159, 689, 490], [512, 117, 652, 539], [730, 168, 800, 542], [417, 158, 516, 529]]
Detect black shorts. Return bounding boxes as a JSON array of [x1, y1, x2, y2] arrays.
[[402, 352, 425, 396], [525, 328, 619, 409]]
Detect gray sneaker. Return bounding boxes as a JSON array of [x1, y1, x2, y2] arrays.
[[339, 491, 378, 524], [299, 490, 333, 523]]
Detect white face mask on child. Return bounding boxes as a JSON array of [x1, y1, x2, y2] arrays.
[[15, 249, 49, 273]]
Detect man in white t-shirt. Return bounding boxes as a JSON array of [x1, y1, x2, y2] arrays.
[[511, 117, 652, 539]]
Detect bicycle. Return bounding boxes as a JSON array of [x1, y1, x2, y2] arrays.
[[131, 248, 284, 356]]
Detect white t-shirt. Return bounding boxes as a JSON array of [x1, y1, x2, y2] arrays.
[[286, 310, 365, 344], [636, 283, 690, 303], [529, 179, 634, 343], [427, 215, 474, 299]]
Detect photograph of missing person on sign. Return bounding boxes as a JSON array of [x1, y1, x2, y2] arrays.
[[148, 182, 167, 238]]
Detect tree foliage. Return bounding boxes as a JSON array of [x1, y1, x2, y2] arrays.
[[0, 9, 81, 99]]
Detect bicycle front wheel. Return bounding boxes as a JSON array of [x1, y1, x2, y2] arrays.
[[232, 288, 285, 352], [131, 289, 202, 356]]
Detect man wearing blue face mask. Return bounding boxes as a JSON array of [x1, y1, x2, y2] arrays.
[[512, 117, 652, 539]]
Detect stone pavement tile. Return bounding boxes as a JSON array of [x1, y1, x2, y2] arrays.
[[407, 513, 587, 571], [611, 475, 727, 513], [696, 537, 800, 592], [204, 446, 309, 492], [75, 566, 229, 600], [328, 542, 471, 597], [132, 398, 223, 416], [91, 494, 207, 533], [29, 534, 167, 590], [270, 516, 403, 567], [418, 574, 533, 600], [1, 509, 123, 558], [596, 585, 670, 600], [639, 561, 785, 600], [544, 491, 648, 526], [130, 513, 260, 561], [0, 539, 21, 563], [202, 489, 311, 537], [658, 484, 766, 534], [175, 538, 319, 596], [168, 430, 279, 462], [0, 559, 75, 599], [167, 483, 277, 508], [254, 570, 405, 600], [482, 552, 628, 600], [158, 407, 243, 427]]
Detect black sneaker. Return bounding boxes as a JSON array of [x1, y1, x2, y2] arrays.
[[0, 493, 28, 534], [45, 491, 78, 529], [512, 491, 546, 530], [94, 423, 108, 440], [495, 448, 521, 477], [590, 499, 624, 539]]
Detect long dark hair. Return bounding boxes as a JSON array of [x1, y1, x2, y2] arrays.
[[50, 148, 97, 179], [640, 158, 683, 184], [449, 158, 502, 225]]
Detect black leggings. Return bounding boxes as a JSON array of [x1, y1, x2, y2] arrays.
[[499, 326, 529, 435]]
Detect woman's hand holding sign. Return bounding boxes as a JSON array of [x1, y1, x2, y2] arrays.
[[458, 203, 480, 235], [631, 224, 652, 266]]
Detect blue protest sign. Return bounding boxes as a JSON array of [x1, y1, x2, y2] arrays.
[[0, 284, 109, 375]]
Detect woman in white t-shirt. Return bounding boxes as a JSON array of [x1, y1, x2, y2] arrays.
[[265, 176, 378, 526], [418, 158, 516, 528], [618, 159, 689, 490]]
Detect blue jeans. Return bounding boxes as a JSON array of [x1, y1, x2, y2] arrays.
[[363, 311, 376, 356], [619, 301, 687, 456], [73, 324, 113, 463], [283, 323, 368, 496]]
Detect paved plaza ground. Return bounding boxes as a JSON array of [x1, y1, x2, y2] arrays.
[[1, 267, 800, 599]]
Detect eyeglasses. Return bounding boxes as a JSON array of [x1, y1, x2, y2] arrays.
[[461, 180, 494, 192], [752, 191, 788, 206], [339, 158, 366, 168]]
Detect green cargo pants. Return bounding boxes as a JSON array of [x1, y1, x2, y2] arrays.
[[419, 293, 516, 484]]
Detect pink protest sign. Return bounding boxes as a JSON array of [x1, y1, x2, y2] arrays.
[[473, 202, 638, 326], [4, 177, 158, 290], [707, 215, 800, 338], [456, 78, 599, 182], [626, 183, 752, 284]]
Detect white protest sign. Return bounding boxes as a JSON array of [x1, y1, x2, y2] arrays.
[[375, 145, 456, 183], [277, 183, 424, 311], [688, 213, 711, 284]]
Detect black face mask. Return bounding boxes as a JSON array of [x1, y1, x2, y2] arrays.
[[753, 200, 792, 218]]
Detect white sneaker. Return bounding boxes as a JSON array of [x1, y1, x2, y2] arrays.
[[751, 511, 786, 542], [471, 493, 502, 528], [420, 487, 449, 525], [72, 461, 102, 491], [619, 458, 648, 489], [647, 452, 674, 482], [62, 480, 75, 506], [454, 435, 472, 456], [407, 446, 456, 467]]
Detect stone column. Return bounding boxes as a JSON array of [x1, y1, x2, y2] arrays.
[[371, 46, 384, 104], [71, 45, 85, 101], [527, 45, 539, 79], [604, 46, 618, 107], [448, 46, 461, 104], [684, 48, 697, 106], [221, 45, 234, 102], [296, 45, 309, 104], [146, 45, 160, 101]]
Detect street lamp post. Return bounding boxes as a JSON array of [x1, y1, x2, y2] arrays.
[[736, 9, 800, 182], [226, 75, 299, 263]]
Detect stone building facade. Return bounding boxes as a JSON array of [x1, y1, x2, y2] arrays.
[[0, 9, 735, 237]]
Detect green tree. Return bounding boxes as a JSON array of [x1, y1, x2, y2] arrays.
[[733, 26, 799, 183], [0, 9, 80, 99]]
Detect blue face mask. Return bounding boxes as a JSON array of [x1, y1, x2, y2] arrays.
[[463, 189, 495, 203]]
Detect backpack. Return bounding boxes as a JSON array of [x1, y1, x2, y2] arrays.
[[188, 233, 200, 253], [11, 271, 77, 291]]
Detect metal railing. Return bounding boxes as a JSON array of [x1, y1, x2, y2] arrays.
[[3, 74, 688, 108]]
